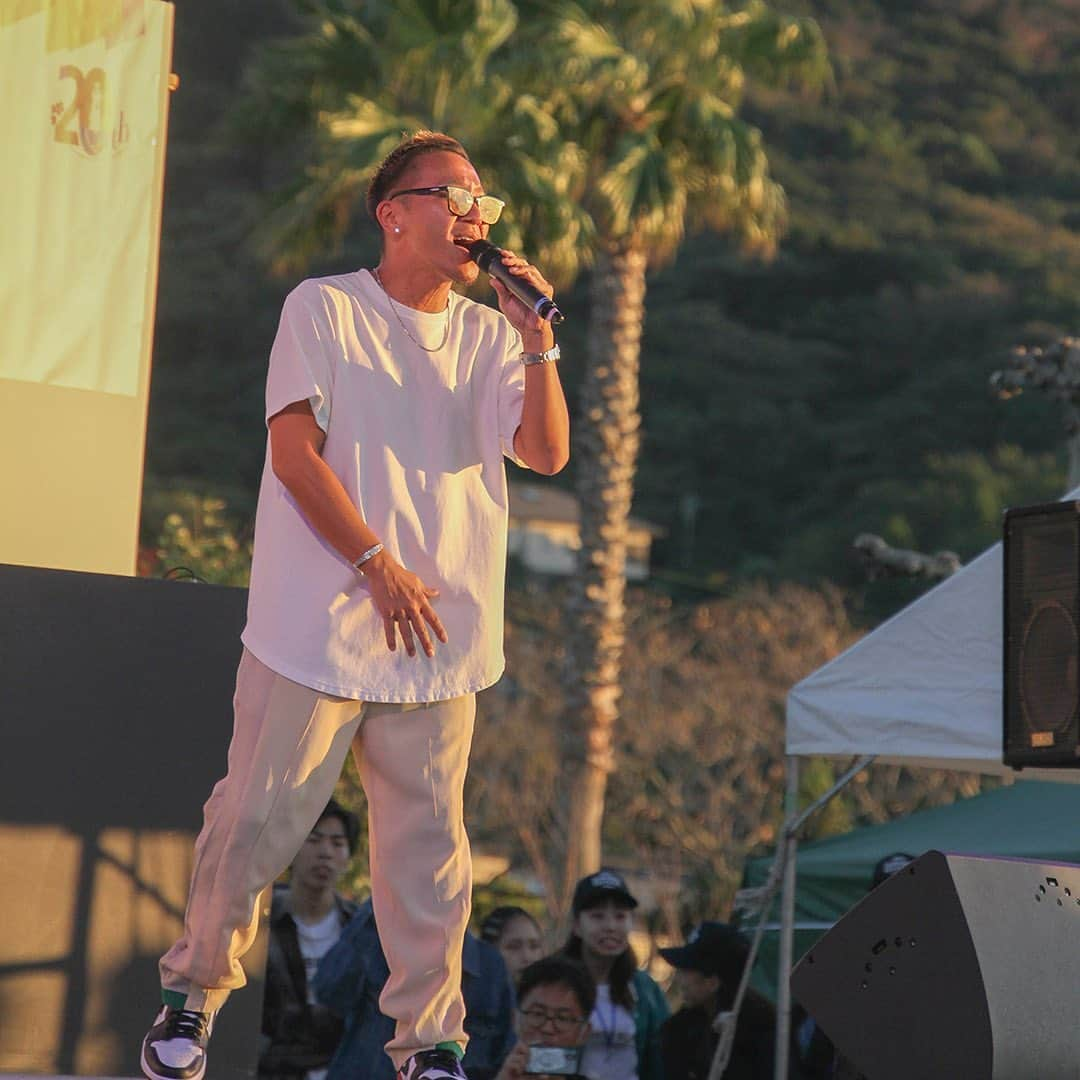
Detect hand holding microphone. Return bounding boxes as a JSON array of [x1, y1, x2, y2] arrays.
[[467, 240, 565, 325]]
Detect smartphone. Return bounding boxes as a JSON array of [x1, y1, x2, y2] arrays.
[[524, 1045, 582, 1075]]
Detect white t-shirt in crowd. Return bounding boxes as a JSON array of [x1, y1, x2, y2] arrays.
[[581, 983, 638, 1080], [294, 907, 344, 1080], [242, 269, 527, 702]]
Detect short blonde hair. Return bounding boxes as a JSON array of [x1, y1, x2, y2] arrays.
[[366, 131, 471, 222]]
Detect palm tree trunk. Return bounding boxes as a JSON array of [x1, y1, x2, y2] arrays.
[[561, 241, 648, 910]]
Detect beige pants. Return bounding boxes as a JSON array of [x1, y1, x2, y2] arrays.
[[159, 648, 475, 1066]]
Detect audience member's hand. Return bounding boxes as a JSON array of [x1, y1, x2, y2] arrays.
[[494, 1041, 528, 1080]]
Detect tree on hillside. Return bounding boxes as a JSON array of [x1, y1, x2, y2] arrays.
[[992, 337, 1080, 486], [235, 0, 828, 915]]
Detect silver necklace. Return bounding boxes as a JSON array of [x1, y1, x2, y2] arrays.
[[371, 267, 450, 353]]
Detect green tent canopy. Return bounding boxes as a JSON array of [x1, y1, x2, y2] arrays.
[[740, 780, 1080, 999]]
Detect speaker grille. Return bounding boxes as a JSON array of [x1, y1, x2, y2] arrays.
[[1020, 601, 1078, 737]]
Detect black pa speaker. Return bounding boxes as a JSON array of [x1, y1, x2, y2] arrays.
[[1003, 500, 1080, 768], [791, 850, 1080, 1079]]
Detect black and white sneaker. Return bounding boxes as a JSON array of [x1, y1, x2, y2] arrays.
[[396, 1047, 467, 1080], [140, 1005, 214, 1080]]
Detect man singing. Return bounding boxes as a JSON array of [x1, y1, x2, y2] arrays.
[[141, 130, 569, 1080]]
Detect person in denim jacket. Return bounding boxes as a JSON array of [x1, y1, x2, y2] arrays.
[[314, 899, 517, 1080]]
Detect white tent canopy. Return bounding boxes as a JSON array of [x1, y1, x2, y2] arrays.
[[788, 543, 1007, 771], [786, 485, 1080, 780]]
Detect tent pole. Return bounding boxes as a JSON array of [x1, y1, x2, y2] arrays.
[[772, 753, 876, 1080], [775, 755, 799, 1080]]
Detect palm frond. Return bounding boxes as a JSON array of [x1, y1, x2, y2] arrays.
[[713, 2, 832, 93], [234, 0, 826, 272], [384, 0, 517, 86], [595, 134, 685, 249], [495, 141, 595, 287], [324, 96, 421, 143]]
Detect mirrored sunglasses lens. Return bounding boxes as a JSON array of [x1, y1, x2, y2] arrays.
[[446, 187, 474, 216], [477, 196, 504, 224]]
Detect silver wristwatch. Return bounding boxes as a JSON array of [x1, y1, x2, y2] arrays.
[[521, 344, 561, 366]]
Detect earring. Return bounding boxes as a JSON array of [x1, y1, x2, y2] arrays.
[[394, 226, 401, 234]]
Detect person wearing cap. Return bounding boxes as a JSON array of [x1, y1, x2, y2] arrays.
[[659, 922, 790, 1080], [560, 870, 669, 1080], [871, 852, 915, 891]]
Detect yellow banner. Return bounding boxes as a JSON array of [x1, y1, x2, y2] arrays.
[[0, 0, 172, 575], [0, 1, 44, 29], [0, 0, 144, 47], [0, 0, 168, 396]]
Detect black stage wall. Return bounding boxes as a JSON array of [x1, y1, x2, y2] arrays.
[[0, 564, 264, 1078]]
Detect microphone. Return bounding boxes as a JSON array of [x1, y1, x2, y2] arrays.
[[467, 240, 565, 325]]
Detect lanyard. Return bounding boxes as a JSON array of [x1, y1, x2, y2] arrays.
[[595, 996, 621, 1053]]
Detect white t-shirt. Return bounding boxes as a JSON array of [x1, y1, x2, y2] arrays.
[[242, 269, 526, 701], [295, 907, 343, 1003], [581, 983, 638, 1080], [294, 907, 344, 1080]]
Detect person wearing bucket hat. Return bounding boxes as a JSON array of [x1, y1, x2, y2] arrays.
[[659, 922, 794, 1080], [559, 870, 669, 1080]]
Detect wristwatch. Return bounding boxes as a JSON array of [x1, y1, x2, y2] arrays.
[[521, 344, 561, 366]]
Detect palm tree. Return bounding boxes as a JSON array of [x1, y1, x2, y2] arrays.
[[506, 0, 829, 909], [235, 0, 828, 914]]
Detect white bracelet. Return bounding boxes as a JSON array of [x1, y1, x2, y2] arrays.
[[352, 543, 384, 572]]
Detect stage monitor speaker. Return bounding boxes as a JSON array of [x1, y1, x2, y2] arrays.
[[1003, 500, 1080, 768], [791, 850, 1080, 1080]]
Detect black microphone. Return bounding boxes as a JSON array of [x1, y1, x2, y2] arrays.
[[467, 240, 565, 325]]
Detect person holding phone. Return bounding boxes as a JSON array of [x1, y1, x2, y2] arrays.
[[494, 956, 594, 1080]]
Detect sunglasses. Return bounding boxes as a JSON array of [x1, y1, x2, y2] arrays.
[[388, 184, 505, 225]]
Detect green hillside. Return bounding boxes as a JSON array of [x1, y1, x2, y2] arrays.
[[636, 0, 1078, 593], [145, 0, 1080, 610]]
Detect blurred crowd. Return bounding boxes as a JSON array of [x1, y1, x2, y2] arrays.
[[258, 800, 884, 1080]]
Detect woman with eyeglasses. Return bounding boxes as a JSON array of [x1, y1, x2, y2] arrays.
[[560, 871, 670, 1080], [494, 956, 595, 1080]]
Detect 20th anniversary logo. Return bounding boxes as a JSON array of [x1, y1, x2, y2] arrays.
[[50, 64, 131, 157]]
